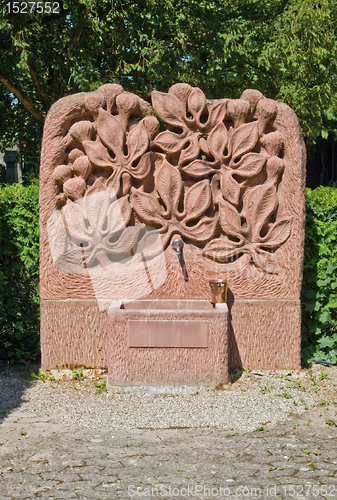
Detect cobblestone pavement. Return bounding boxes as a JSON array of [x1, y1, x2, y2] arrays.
[[1, 405, 337, 499], [0, 369, 336, 499]]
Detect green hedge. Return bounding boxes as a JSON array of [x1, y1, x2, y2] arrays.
[[0, 183, 336, 366], [302, 187, 337, 364], [0, 183, 39, 365]]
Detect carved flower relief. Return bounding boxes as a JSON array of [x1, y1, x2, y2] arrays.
[[48, 189, 135, 274], [151, 85, 284, 206], [131, 159, 218, 247], [204, 132, 289, 269], [81, 109, 159, 197], [209, 121, 268, 207], [150, 85, 291, 267], [208, 127, 286, 210]]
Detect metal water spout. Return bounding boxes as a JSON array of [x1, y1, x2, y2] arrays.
[[171, 238, 188, 281], [172, 238, 184, 256]]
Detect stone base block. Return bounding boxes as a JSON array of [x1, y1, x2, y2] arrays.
[[40, 299, 301, 373]]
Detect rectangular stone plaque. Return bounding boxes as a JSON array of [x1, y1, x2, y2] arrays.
[[128, 320, 208, 348]]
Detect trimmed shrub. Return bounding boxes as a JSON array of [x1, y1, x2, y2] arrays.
[[0, 183, 39, 365], [302, 186, 337, 364]]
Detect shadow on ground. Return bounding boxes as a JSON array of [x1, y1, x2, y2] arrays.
[[0, 364, 40, 425]]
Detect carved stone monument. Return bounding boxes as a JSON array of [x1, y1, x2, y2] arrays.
[[40, 83, 305, 378]]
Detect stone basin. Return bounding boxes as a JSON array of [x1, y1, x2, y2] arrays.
[[107, 299, 229, 387]]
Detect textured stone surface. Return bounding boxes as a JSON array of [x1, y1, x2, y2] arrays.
[[41, 299, 300, 371], [228, 299, 302, 370], [40, 83, 306, 371], [40, 300, 109, 370]]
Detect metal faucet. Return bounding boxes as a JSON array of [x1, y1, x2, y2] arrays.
[[171, 238, 188, 281], [172, 238, 184, 256]]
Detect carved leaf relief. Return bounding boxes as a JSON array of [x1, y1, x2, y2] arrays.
[[131, 190, 167, 230], [230, 121, 259, 165], [181, 160, 217, 179], [207, 122, 228, 161], [151, 90, 186, 127], [180, 217, 217, 244], [132, 161, 217, 246], [154, 131, 188, 153], [245, 184, 279, 240], [127, 121, 150, 163], [179, 136, 200, 166], [218, 198, 244, 242], [127, 152, 152, 179], [97, 108, 124, 160], [52, 84, 293, 273], [184, 180, 211, 222], [83, 141, 114, 168], [220, 171, 240, 207], [232, 153, 266, 178], [154, 161, 182, 217], [187, 87, 207, 121], [207, 100, 228, 129], [259, 217, 293, 249]]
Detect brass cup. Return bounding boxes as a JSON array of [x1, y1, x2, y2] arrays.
[[209, 279, 228, 304]]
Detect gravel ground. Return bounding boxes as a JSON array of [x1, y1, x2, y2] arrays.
[[1, 364, 336, 432]]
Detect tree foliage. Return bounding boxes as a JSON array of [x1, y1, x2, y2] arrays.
[[1, 0, 337, 178]]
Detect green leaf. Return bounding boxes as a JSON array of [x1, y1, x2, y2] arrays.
[[319, 311, 332, 324], [317, 278, 331, 286], [318, 336, 336, 349], [314, 301, 322, 312]]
